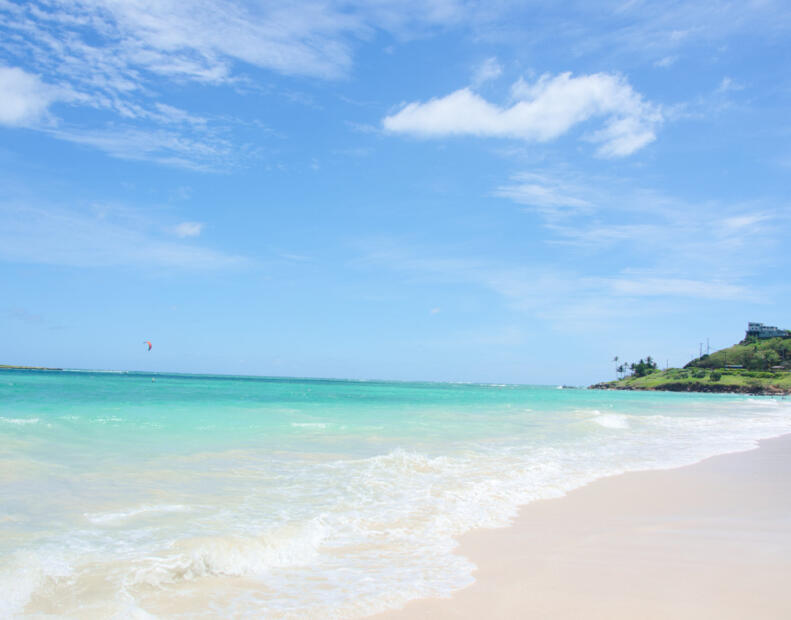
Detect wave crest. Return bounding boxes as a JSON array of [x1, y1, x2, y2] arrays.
[[129, 519, 327, 587]]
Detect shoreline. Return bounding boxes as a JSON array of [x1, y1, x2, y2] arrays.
[[376, 433, 791, 619], [589, 383, 791, 395]]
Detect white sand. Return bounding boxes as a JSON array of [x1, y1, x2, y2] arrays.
[[377, 434, 791, 619]]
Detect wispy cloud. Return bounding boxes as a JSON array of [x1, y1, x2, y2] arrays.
[[173, 222, 204, 238], [358, 239, 763, 329], [716, 77, 745, 93], [471, 57, 502, 87], [0, 202, 246, 270], [493, 168, 787, 284], [383, 72, 662, 157], [494, 172, 593, 217], [545, 0, 790, 65], [0, 0, 501, 167], [606, 276, 747, 300], [653, 55, 678, 68], [352, 161, 787, 328], [46, 125, 234, 171]]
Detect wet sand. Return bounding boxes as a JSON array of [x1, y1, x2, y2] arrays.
[[377, 434, 791, 619]]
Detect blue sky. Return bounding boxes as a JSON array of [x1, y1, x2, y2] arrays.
[[1, 0, 789, 383]]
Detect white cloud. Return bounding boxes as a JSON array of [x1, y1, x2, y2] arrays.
[[383, 72, 662, 157], [0, 66, 60, 126], [471, 57, 502, 86], [173, 221, 204, 237], [587, 114, 657, 157]]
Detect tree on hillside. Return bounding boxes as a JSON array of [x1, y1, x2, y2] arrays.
[[628, 357, 658, 378]]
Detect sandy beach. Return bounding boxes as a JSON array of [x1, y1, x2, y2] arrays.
[[378, 434, 791, 620]]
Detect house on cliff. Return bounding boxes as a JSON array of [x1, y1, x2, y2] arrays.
[[746, 322, 791, 339]]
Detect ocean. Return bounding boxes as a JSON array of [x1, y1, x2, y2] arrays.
[[2, 369, 790, 618]]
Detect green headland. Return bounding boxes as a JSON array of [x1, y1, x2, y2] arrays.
[[591, 324, 791, 395]]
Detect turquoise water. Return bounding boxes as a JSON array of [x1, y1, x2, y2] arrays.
[[2, 370, 790, 617]]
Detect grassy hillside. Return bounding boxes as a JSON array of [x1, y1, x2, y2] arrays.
[[685, 337, 791, 371], [592, 333, 791, 394], [592, 367, 791, 394]]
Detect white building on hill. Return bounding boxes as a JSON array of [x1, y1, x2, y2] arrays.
[[746, 322, 790, 339]]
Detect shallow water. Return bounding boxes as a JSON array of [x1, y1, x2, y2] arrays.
[[2, 370, 790, 618]]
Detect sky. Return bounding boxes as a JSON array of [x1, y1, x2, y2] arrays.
[[1, 0, 790, 384]]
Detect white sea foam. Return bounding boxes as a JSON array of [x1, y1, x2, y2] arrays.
[[85, 504, 192, 525], [592, 413, 631, 429], [4, 394, 791, 618], [574, 408, 632, 429], [0, 416, 39, 425], [128, 519, 327, 587], [745, 397, 783, 407], [110, 600, 158, 620], [0, 550, 73, 618]]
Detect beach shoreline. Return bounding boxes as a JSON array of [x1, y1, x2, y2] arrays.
[[6, 372, 791, 618], [376, 433, 791, 619]]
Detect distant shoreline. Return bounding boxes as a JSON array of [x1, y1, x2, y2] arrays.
[[0, 364, 63, 371]]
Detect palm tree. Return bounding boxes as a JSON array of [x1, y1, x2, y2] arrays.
[[613, 356, 619, 378]]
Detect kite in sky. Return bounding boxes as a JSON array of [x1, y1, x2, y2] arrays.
[[144, 341, 152, 351]]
